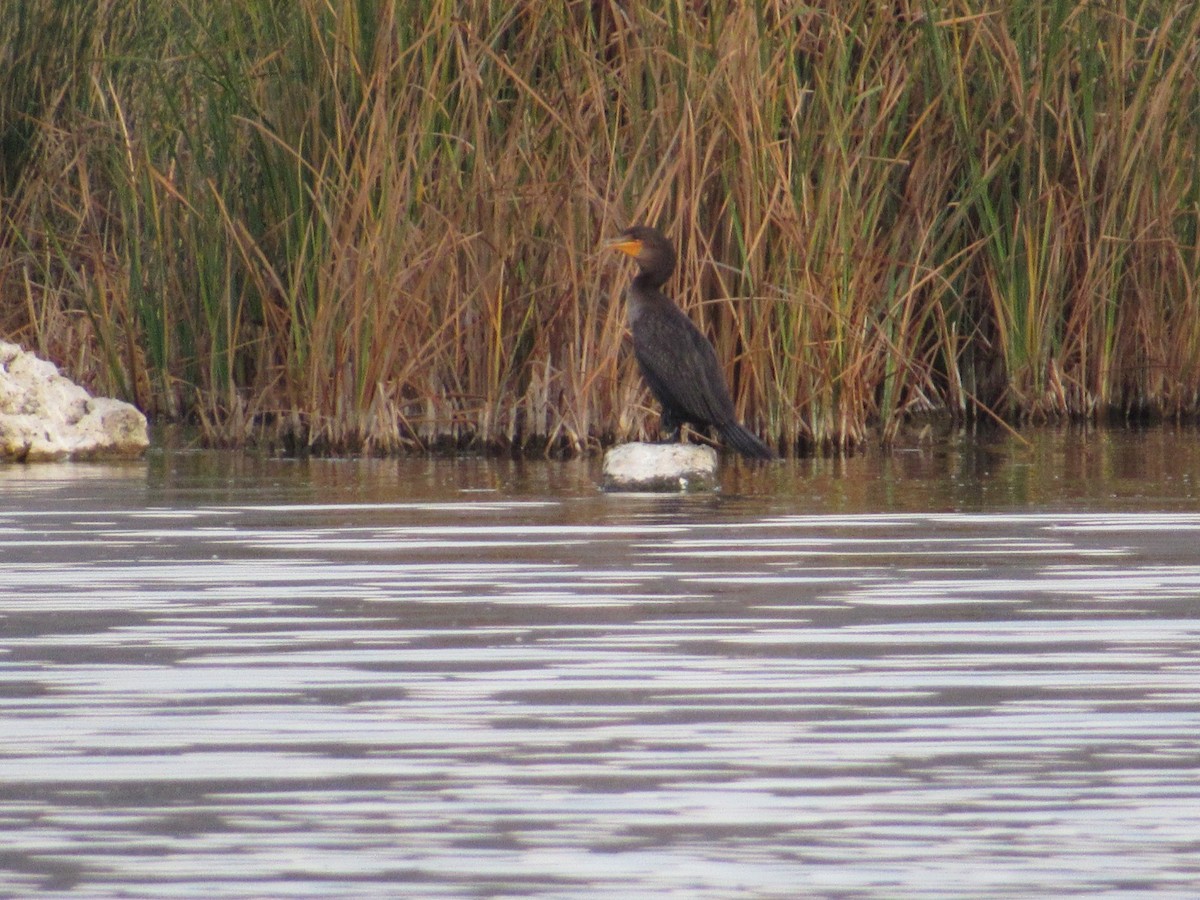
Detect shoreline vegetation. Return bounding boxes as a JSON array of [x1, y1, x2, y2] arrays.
[[3, 1, 1200, 457]]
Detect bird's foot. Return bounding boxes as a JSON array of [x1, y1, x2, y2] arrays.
[[656, 429, 683, 445]]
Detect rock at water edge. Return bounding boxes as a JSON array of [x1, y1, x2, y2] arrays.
[[0, 340, 150, 462], [601, 442, 719, 492]]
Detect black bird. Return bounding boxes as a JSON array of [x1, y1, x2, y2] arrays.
[[607, 225, 776, 460]]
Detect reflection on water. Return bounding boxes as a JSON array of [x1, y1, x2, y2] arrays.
[[2, 428, 1200, 897]]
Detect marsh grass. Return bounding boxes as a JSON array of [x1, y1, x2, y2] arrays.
[[3, 0, 1200, 455]]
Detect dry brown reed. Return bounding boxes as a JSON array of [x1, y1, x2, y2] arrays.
[[3, 0, 1200, 456]]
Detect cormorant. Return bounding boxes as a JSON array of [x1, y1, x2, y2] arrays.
[[607, 225, 776, 460]]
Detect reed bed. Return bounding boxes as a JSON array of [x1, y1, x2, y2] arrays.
[[3, 0, 1199, 455]]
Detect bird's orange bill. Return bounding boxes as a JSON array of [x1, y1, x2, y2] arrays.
[[606, 237, 643, 257]]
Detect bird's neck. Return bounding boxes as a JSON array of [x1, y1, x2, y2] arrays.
[[633, 270, 671, 292], [626, 279, 676, 327]]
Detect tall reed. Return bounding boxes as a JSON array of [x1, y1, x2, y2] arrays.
[[3, 0, 1199, 455]]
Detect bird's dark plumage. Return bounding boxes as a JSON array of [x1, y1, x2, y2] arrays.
[[607, 225, 776, 460]]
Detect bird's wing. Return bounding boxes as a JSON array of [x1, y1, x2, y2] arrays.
[[632, 304, 735, 427]]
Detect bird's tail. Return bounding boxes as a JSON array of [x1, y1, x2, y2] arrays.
[[719, 422, 777, 461]]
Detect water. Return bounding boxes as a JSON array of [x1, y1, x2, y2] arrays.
[[3, 428, 1200, 897]]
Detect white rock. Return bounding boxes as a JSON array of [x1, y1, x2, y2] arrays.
[[0, 341, 149, 462], [601, 442, 719, 492]]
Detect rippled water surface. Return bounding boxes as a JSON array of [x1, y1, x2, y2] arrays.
[[3, 429, 1200, 897]]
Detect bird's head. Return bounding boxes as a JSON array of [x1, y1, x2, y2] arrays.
[[606, 225, 676, 282]]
